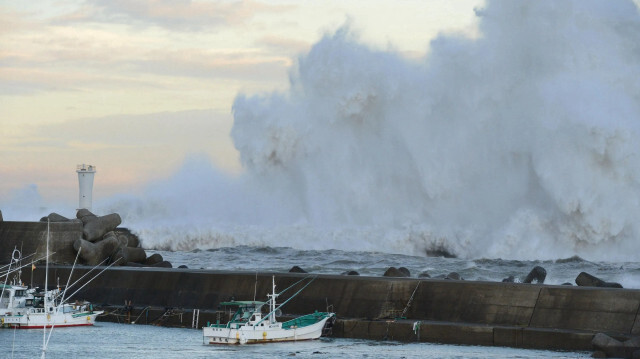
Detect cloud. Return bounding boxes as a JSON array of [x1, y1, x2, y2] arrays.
[[258, 35, 310, 55], [54, 0, 294, 31]]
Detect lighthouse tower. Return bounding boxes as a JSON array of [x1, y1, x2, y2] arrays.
[[76, 164, 96, 211]]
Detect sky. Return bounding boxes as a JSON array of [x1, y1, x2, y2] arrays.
[[0, 0, 483, 206]]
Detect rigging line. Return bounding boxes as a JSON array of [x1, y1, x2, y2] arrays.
[[255, 275, 318, 327], [264, 274, 315, 304], [0, 252, 36, 272], [398, 281, 422, 320], [0, 253, 42, 279], [52, 257, 109, 302], [57, 247, 81, 311], [253, 272, 257, 302], [45, 258, 122, 351], [63, 258, 122, 304]]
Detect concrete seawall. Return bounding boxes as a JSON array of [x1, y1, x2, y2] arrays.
[[24, 266, 640, 351], [0, 221, 82, 264]]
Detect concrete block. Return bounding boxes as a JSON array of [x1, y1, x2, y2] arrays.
[[412, 281, 540, 326], [493, 326, 524, 347], [418, 321, 494, 345], [530, 287, 640, 333], [0, 221, 83, 264], [522, 328, 594, 350], [83, 213, 122, 242]]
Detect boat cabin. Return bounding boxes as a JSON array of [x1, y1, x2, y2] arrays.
[[218, 301, 273, 328]]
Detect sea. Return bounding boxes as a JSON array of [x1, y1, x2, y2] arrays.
[[1, 321, 589, 359], [153, 247, 640, 288]]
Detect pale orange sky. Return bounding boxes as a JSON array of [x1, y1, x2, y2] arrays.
[[0, 0, 483, 203]]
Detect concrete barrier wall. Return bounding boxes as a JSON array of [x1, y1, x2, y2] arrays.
[[530, 286, 640, 334], [0, 221, 82, 264], [25, 266, 640, 339]]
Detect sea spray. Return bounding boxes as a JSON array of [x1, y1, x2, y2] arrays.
[[222, 1, 640, 260], [7, 1, 640, 261]]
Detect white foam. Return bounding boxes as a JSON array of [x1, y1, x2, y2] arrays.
[[4, 1, 640, 261]]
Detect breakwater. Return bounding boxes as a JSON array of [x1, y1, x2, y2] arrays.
[[22, 266, 640, 351]]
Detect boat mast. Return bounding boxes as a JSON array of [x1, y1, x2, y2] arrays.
[[41, 219, 50, 359], [268, 275, 278, 324]]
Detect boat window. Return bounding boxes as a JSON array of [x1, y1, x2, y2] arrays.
[[15, 290, 25, 297]]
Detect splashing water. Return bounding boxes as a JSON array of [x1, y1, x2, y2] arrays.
[[6, 1, 640, 262], [224, 1, 640, 261]]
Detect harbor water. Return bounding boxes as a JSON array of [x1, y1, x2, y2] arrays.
[[1, 321, 589, 359]]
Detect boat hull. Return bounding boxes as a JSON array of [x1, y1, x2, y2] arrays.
[[203, 315, 332, 345], [1, 311, 102, 329]]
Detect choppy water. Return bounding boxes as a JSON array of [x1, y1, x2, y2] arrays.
[[0, 322, 589, 359], [153, 246, 640, 288]]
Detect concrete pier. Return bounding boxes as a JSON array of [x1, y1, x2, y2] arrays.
[[22, 266, 640, 351]]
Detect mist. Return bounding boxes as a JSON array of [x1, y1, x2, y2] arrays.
[[4, 1, 640, 261]]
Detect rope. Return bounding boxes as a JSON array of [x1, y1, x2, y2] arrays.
[[397, 281, 421, 320]]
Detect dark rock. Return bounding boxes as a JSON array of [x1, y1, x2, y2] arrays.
[[151, 261, 172, 268], [576, 272, 623, 288], [144, 253, 164, 266], [425, 245, 457, 258], [592, 333, 626, 358], [383, 267, 409, 277], [178, 265, 188, 269], [593, 333, 626, 357], [82, 213, 122, 242], [624, 336, 640, 358], [73, 236, 120, 266], [523, 266, 547, 284], [112, 246, 147, 266], [341, 270, 359, 276], [76, 209, 97, 224], [445, 272, 463, 280], [40, 213, 71, 222], [398, 267, 411, 277], [114, 228, 141, 248], [0, 210, 3, 222], [502, 276, 515, 283], [562, 282, 573, 286], [555, 255, 585, 263], [289, 266, 307, 273], [590, 350, 606, 358], [418, 271, 431, 278]]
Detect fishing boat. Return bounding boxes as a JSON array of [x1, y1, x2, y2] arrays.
[[1, 284, 102, 329], [0, 226, 104, 330], [202, 276, 335, 345]]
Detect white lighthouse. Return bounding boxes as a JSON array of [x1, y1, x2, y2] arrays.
[[76, 164, 96, 211]]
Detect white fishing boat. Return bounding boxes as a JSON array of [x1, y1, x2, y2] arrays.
[[0, 225, 104, 330], [203, 276, 335, 345], [1, 284, 101, 329]]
